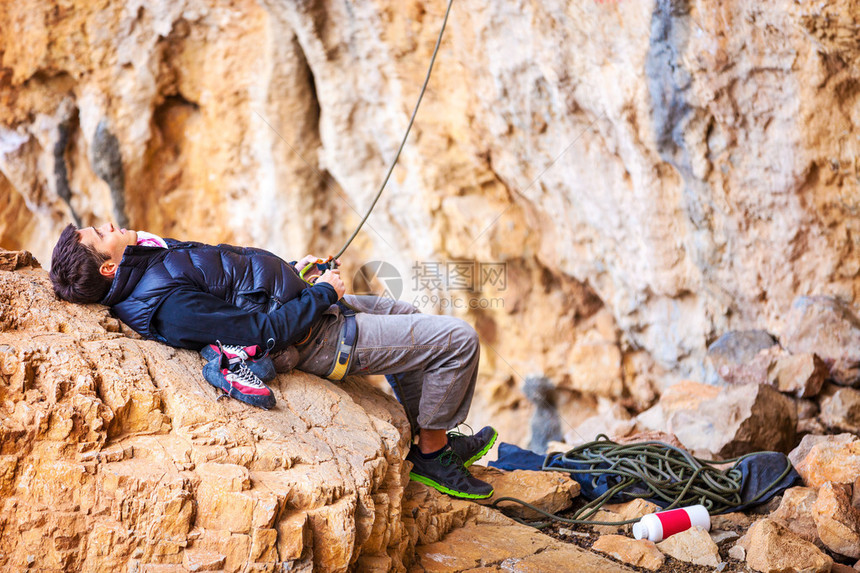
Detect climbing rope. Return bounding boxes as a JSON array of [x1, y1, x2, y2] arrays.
[[331, 0, 455, 264], [491, 435, 794, 528], [298, 0, 455, 281]]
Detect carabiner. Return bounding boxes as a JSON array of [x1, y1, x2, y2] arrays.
[[299, 256, 335, 284]]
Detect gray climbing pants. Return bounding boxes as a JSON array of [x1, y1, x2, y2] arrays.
[[293, 295, 480, 431]]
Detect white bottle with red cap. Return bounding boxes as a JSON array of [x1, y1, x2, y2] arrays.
[[632, 505, 710, 542]]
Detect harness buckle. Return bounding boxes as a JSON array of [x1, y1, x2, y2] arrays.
[[326, 305, 357, 381]]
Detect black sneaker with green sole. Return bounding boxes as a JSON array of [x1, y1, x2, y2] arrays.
[[406, 446, 494, 499], [448, 426, 498, 467]]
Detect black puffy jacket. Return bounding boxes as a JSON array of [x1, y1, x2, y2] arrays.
[[100, 239, 338, 350]]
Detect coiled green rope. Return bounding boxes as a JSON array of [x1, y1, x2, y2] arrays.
[[491, 435, 794, 528]]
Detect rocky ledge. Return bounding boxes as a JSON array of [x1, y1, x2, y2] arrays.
[[0, 251, 634, 572], [6, 249, 860, 573], [0, 250, 414, 571]]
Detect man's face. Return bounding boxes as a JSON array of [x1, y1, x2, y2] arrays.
[[78, 223, 138, 277]]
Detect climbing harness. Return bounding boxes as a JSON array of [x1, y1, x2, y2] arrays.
[[299, 0, 455, 281], [325, 302, 358, 381], [491, 435, 798, 528]]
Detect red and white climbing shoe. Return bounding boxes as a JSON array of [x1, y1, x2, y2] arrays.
[[202, 352, 276, 410], [200, 341, 276, 382]]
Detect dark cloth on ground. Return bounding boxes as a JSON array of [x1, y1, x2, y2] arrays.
[[490, 442, 803, 514]]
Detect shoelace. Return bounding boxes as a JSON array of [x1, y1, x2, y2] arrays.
[[437, 448, 469, 474], [224, 362, 265, 390], [214, 340, 249, 363], [447, 423, 476, 440], [222, 344, 253, 360], [215, 338, 276, 361]]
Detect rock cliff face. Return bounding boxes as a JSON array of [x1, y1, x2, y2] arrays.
[[2, 0, 859, 444], [0, 256, 412, 571]]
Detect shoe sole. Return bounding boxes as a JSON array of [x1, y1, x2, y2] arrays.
[[217, 388, 276, 410], [463, 428, 499, 468], [202, 366, 276, 410], [214, 382, 276, 409], [408, 471, 494, 499]]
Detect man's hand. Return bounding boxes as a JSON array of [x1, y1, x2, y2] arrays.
[[295, 255, 341, 280], [316, 269, 345, 300]]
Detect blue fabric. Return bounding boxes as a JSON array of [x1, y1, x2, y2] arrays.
[[491, 442, 545, 471], [731, 452, 803, 512], [490, 442, 803, 513]]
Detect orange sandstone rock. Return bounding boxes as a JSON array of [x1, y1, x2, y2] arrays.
[[745, 519, 832, 573], [812, 482, 860, 558], [790, 434, 860, 487], [0, 262, 411, 571], [592, 535, 665, 571]]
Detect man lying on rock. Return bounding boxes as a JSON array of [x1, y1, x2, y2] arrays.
[[49, 222, 497, 500]]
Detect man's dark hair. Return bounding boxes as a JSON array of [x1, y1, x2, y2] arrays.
[[49, 224, 112, 303]]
